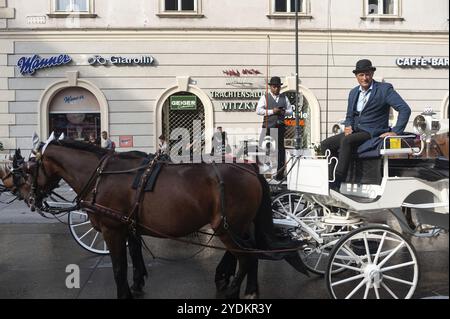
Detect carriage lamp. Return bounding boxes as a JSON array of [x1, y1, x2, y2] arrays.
[[332, 120, 345, 135], [332, 124, 341, 135], [413, 108, 441, 142]]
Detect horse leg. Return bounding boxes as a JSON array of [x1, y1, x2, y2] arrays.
[[215, 251, 237, 292], [128, 232, 148, 297], [103, 227, 132, 299], [224, 255, 252, 299], [243, 257, 259, 299]]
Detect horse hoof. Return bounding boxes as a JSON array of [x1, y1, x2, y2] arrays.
[[131, 284, 145, 297], [243, 293, 259, 299], [224, 286, 240, 299], [215, 279, 229, 292]]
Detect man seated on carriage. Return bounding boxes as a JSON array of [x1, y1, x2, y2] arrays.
[[321, 59, 411, 191]]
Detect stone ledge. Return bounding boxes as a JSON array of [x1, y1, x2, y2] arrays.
[[0, 7, 14, 19]]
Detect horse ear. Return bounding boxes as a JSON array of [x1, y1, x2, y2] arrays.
[[31, 132, 40, 151], [58, 133, 65, 140], [42, 132, 56, 155]]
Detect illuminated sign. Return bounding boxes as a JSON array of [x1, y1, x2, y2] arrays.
[[396, 57, 449, 68], [88, 55, 154, 66], [17, 54, 72, 75]]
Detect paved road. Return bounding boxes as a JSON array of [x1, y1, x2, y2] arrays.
[[0, 198, 448, 299]]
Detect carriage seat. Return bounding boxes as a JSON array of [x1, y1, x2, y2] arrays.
[[388, 157, 449, 182], [343, 134, 419, 185]]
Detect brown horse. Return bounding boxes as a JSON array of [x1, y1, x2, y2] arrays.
[[3, 139, 306, 299]]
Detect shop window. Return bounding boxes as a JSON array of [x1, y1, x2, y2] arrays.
[[268, 0, 311, 19], [48, 87, 101, 146], [158, 0, 203, 17], [49, 0, 96, 17], [364, 0, 402, 18]]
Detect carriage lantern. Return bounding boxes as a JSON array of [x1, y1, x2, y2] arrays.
[[413, 108, 441, 143]]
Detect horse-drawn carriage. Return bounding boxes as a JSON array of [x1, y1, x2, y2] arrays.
[[269, 110, 449, 298], [0, 109, 447, 299]]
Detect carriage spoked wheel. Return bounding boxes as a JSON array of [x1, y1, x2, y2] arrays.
[[68, 210, 110, 255], [271, 191, 330, 275], [50, 181, 110, 255], [326, 225, 419, 299]]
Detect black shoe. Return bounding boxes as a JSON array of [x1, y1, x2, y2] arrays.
[[329, 180, 341, 192]]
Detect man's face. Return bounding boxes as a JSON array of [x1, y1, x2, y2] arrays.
[[356, 71, 374, 90], [101, 132, 107, 139], [270, 85, 281, 95]]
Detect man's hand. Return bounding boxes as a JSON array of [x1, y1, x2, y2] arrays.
[[273, 107, 285, 115], [379, 132, 397, 138], [344, 126, 353, 136]]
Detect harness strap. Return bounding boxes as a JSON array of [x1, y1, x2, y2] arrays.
[[211, 161, 228, 229], [75, 154, 111, 203], [126, 155, 160, 228]]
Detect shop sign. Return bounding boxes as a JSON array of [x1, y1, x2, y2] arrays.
[[17, 54, 72, 75], [170, 96, 197, 111], [64, 95, 85, 104], [223, 68, 263, 87], [210, 90, 264, 112], [88, 55, 154, 66], [119, 136, 134, 148], [396, 57, 449, 68]]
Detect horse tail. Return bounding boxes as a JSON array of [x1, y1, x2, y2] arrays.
[[253, 173, 309, 276]]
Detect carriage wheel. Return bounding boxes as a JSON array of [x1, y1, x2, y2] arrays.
[[326, 225, 419, 299], [272, 191, 329, 275], [272, 191, 319, 237], [68, 210, 110, 255]]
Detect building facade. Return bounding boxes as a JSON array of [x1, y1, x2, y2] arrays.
[[0, 0, 448, 155]]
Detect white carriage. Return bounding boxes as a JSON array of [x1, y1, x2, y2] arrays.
[[272, 110, 449, 298]]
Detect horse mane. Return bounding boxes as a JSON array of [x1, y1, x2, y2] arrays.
[[49, 140, 149, 159]]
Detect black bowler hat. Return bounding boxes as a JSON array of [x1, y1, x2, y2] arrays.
[[268, 76, 283, 86], [353, 59, 377, 74]]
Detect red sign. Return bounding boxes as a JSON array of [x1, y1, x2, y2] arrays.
[[284, 119, 305, 127], [119, 135, 133, 148]]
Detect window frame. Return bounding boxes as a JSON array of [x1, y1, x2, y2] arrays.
[[48, 0, 97, 18], [267, 0, 312, 19], [157, 0, 204, 18], [362, 0, 403, 20]]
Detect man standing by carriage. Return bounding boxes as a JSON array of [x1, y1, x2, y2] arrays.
[[321, 59, 411, 190], [256, 76, 294, 181]]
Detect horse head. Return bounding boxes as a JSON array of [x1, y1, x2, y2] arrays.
[[7, 134, 62, 212]]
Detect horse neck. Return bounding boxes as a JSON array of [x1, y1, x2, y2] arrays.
[[44, 146, 104, 195]]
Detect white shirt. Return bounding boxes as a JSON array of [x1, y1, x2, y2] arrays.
[[256, 92, 294, 116]]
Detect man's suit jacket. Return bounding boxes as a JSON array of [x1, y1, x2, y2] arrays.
[[344, 80, 411, 137]]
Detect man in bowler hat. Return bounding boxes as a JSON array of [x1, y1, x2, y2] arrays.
[[256, 76, 293, 180], [321, 59, 411, 190]]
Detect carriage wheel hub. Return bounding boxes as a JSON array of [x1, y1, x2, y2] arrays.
[[364, 264, 383, 287]]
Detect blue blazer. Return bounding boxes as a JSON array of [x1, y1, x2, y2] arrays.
[[344, 81, 411, 137]]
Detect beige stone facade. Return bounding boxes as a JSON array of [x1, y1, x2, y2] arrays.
[[0, 0, 448, 154]]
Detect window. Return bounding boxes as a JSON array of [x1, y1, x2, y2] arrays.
[[274, 0, 304, 13], [55, 0, 89, 12], [158, 0, 203, 17], [49, 0, 96, 17], [365, 0, 401, 17], [269, 0, 310, 18]]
